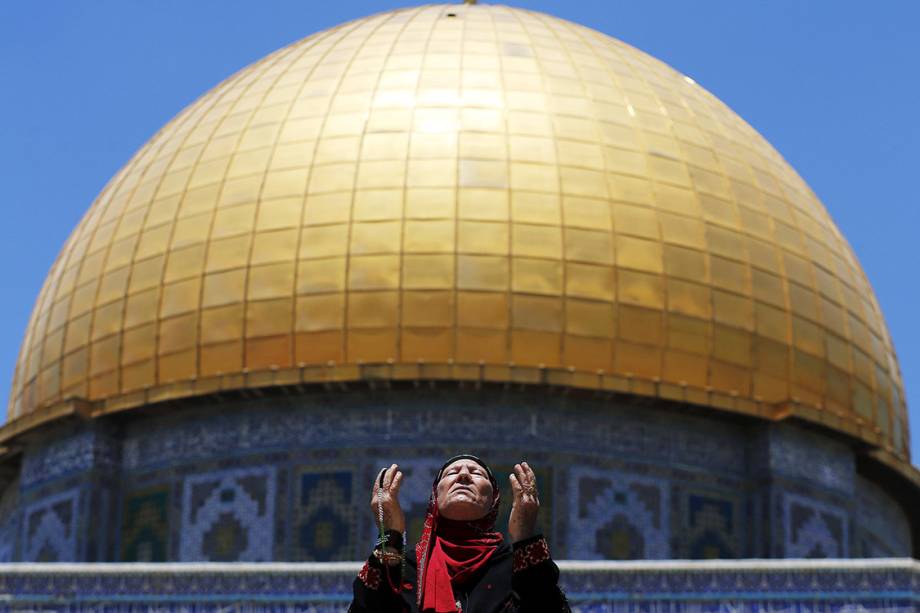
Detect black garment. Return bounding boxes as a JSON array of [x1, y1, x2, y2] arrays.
[[349, 534, 570, 613]]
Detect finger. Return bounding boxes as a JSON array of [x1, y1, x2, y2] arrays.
[[521, 461, 536, 484], [372, 468, 386, 504], [383, 463, 397, 489], [509, 473, 523, 502], [513, 463, 527, 487], [521, 462, 537, 492], [391, 470, 403, 496]]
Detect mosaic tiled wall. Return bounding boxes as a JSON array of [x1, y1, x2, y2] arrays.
[[745, 422, 860, 558], [121, 486, 169, 562], [0, 389, 912, 561], [0, 476, 19, 562], [179, 465, 276, 561], [20, 488, 79, 562], [568, 466, 670, 559], [783, 492, 848, 558], [854, 475, 913, 557], [297, 467, 356, 561], [759, 423, 855, 494]]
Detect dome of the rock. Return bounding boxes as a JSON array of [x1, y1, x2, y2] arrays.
[[0, 3, 915, 563]]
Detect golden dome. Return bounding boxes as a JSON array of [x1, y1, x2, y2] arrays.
[[4, 3, 910, 462]]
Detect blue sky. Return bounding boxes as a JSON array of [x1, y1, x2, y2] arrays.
[[1, 1, 917, 466]]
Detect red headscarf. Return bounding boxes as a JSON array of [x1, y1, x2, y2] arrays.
[[416, 455, 503, 613]]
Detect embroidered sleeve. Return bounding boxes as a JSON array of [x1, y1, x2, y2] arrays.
[[358, 561, 381, 590], [510, 535, 570, 611], [512, 536, 551, 573]]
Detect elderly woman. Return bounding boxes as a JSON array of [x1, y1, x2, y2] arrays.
[[349, 455, 570, 612]]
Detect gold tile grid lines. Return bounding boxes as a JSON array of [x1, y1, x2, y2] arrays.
[[4, 4, 909, 462]]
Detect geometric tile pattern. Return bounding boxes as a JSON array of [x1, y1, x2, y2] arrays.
[[568, 467, 670, 559], [295, 468, 354, 561], [20, 488, 79, 562], [686, 493, 738, 559], [121, 487, 169, 562], [179, 466, 276, 562], [784, 493, 848, 558]]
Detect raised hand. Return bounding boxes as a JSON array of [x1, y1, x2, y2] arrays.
[[508, 461, 539, 543], [370, 463, 405, 534]]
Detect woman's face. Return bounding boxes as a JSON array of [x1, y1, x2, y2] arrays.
[[436, 459, 494, 521]]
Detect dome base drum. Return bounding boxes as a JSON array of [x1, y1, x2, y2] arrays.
[[0, 385, 914, 561]]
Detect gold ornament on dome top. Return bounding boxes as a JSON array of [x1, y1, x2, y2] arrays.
[[3, 4, 910, 465]]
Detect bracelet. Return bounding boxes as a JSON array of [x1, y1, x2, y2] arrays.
[[373, 548, 404, 565], [380, 529, 404, 551]]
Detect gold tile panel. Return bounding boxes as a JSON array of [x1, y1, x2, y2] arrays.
[[3, 3, 910, 463]]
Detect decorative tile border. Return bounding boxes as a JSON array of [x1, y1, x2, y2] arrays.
[[783, 492, 849, 558], [569, 466, 670, 559], [19, 488, 79, 562], [295, 466, 357, 561], [119, 393, 749, 478], [179, 466, 276, 562], [0, 559, 915, 611]]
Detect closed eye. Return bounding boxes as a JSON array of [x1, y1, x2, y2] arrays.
[[444, 464, 487, 477]]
